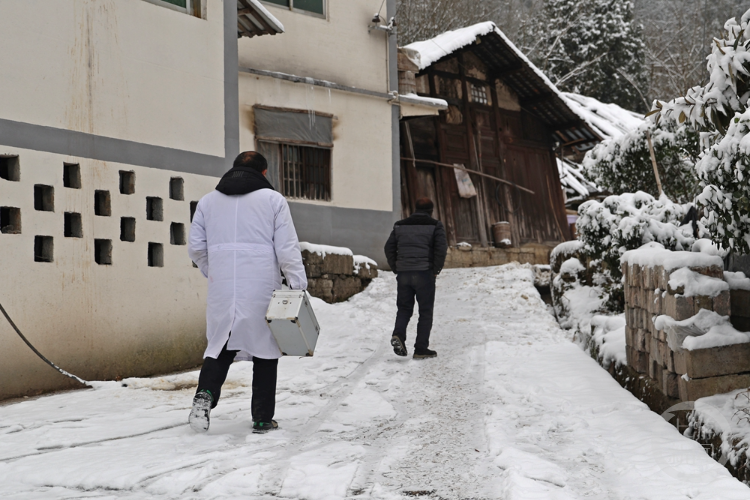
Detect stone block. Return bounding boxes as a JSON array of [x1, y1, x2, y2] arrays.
[[633, 328, 648, 351], [625, 326, 635, 348], [689, 264, 724, 280], [667, 280, 685, 296], [731, 290, 750, 318], [658, 340, 672, 367], [652, 265, 662, 290], [714, 290, 731, 316], [673, 350, 687, 375], [663, 370, 680, 399], [655, 265, 667, 291], [632, 265, 642, 288], [649, 356, 660, 378], [651, 359, 664, 388], [307, 278, 334, 302], [694, 295, 713, 314], [665, 348, 675, 372], [331, 276, 363, 303], [472, 250, 491, 267], [625, 307, 638, 328], [642, 308, 651, 329], [643, 266, 654, 290], [658, 328, 667, 342], [302, 251, 354, 278], [678, 373, 750, 401], [629, 348, 649, 374], [682, 342, 750, 379], [664, 294, 695, 321], [652, 291, 664, 316], [355, 263, 379, 280], [649, 336, 659, 357]]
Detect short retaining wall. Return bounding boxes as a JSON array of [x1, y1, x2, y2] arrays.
[[580, 246, 750, 485], [621, 247, 750, 402], [444, 243, 554, 268], [301, 243, 378, 304]]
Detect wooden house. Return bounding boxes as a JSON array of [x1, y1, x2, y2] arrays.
[[399, 23, 603, 250]]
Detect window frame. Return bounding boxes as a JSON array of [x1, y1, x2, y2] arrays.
[[257, 140, 333, 202], [142, 0, 204, 18], [261, 0, 327, 19]]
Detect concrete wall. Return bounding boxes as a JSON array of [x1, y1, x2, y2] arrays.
[[237, 0, 400, 265], [0, 0, 226, 158], [0, 146, 217, 398], [0, 0, 236, 400]]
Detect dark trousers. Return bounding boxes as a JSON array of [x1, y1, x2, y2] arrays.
[[196, 340, 279, 423], [392, 270, 436, 350]]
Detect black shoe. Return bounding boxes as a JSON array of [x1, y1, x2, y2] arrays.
[[413, 348, 437, 359], [391, 335, 407, 357], [252, 420, 279, 434], [189, 390, 213, 433]]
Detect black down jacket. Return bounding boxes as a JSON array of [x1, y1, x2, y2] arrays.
[[384, 209, 448, 274]]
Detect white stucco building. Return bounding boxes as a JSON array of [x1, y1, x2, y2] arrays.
[[237, 0, 441, 263], [0, 0, 443, 400], [0, 0, 272, 399]]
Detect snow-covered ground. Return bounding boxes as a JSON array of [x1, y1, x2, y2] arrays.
[[1, 264, 749, 499]]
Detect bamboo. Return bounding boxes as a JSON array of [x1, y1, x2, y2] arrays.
[[646, 131, 664, 197], [401, 157, 536, 195]]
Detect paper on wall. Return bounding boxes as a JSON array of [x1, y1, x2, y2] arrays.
[[453, 165, 477, 198]]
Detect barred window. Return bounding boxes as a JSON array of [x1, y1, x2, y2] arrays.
[[281, 144, 331, 201]]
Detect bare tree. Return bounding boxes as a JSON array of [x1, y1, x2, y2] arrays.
[[395, 0, 541, 46], [635, 0, 748, 104]]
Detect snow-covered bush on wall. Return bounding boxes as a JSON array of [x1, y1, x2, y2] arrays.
[[650, 9, 750, 254], [576, 192, 695, 311], [582, 122, 700, 204]]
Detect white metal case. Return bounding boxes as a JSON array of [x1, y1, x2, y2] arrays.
[[265, 290, 320, 356]]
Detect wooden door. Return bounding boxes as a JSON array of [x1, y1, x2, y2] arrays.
[[439, 122, 479, 244]]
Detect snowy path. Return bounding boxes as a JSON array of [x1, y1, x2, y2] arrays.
[[1, 264, 749, 499]]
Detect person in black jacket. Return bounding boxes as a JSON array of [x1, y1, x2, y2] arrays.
[[384, 198, 448, 359]]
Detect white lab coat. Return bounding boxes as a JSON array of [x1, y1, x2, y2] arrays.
[[188, 189, 308, 361]]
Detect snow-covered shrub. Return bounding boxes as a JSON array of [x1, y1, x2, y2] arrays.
[[582, 122, 700, 204], [551, 257, 607, 333], [576, 192, 695, 311], [694, 115, 750, 254], [650, 9, 750, 254]]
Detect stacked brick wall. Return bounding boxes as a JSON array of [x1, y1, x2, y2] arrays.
[[302, 250, 378, 304], [623, 260, 750, 401]]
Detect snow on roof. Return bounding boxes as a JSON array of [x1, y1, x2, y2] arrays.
[[399, 93, 448, 109], [405, 22, 497, 71], [237, 0, 284, 38], [561, 92, 644, 140], [557, 157, 600, 200], [403, 22, 602, 139]]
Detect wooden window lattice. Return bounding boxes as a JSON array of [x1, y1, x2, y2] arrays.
[[470, 84, 489, 105], [281, 144, 331, 201]]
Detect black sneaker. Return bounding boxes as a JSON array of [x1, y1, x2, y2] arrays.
[[189, 390, 213, 433], [252, 420, 279, 434], [391, 335, 407, 357], [413, 348, 437, 359]]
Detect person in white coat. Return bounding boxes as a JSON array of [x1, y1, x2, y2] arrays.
[[187, 151, 307, 434]]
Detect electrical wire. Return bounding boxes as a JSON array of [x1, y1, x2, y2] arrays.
[[0, 302, 90, 387]]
